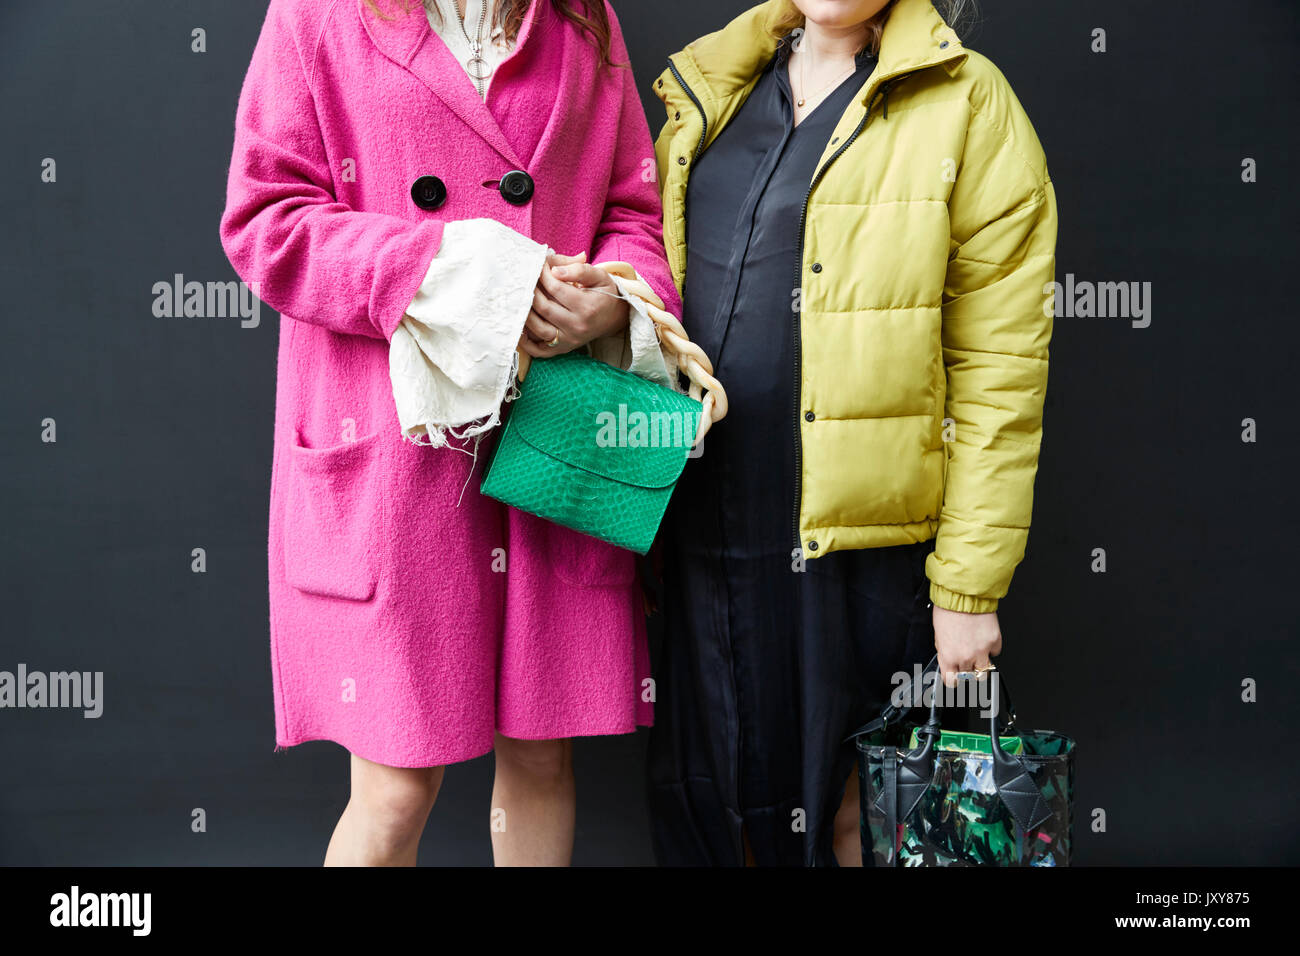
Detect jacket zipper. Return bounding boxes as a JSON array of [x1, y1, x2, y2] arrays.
[[663, 60, 709, 287], [666, 58, 708, 161], [790, 75, 908, 554]]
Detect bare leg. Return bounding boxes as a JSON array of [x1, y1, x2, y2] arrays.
[[489, 734, 575, 866], [832, 769, 864, 867], [324, 753, 445, 867]]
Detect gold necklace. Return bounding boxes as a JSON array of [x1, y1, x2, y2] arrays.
[[793, 31, 859, 109]]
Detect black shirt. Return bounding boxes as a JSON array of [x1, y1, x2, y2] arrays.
[[681, 33, 879, 369]]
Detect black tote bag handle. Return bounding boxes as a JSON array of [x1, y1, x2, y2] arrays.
[[900, 671, 1052, 833], [846, 654, 984, 739], [846, 653, 1017, 738], [851, 655, 1053, 835]]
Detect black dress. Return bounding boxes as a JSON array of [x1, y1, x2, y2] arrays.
[[647, 35, 937, 867]]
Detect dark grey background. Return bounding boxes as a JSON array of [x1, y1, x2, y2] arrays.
[[1, 0, 1297, 865]]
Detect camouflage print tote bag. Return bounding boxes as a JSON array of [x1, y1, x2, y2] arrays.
[[849, 657, 1075, 867]]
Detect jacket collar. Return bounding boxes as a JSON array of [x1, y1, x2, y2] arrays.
[[358, 0, 543, 168], [663, 0, 967, 129]]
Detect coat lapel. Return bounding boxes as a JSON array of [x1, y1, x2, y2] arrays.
[[358, 0, 525, 169]]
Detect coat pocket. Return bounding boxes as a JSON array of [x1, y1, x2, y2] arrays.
[[283, 427, 384, 601]]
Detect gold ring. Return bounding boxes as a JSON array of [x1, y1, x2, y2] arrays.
[[546, 333, 560, 348]]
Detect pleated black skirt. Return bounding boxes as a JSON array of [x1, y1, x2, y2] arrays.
[[648, 461, 935, 866]]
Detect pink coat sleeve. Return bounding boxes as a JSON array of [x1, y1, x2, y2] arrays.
[[218, 0, 444, 341], [589, 4, 682, 320]]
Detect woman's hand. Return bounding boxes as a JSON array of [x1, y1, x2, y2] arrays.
[[932, 606, 1003, 687], [518, 252, 631, 358]]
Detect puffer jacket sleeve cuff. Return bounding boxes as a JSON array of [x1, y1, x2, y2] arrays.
[[929, 581, 1000, 615]]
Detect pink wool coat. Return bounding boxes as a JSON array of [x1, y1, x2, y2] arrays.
[[219, 0, 679, 767]]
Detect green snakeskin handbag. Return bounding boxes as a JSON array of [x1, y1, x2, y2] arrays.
[[480, 351, 705, 554]]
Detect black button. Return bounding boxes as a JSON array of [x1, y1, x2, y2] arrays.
[[804, 411, 815, 422], [499, 169, 534, 205], [657, 79, 664, 88], [677, 156, 687, 165], [411, 175, 447, 211], [674, 111, 681, 120], [811, 262, 823, 273], [807, 540, 819, 552]]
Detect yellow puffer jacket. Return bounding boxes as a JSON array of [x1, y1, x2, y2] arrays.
[[652, 0, 1058, 614]]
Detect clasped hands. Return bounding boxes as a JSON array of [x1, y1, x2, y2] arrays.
[[518, 252, 631, 358]]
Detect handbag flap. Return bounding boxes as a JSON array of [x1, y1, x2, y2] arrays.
[[509, 353, 703, 490]]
